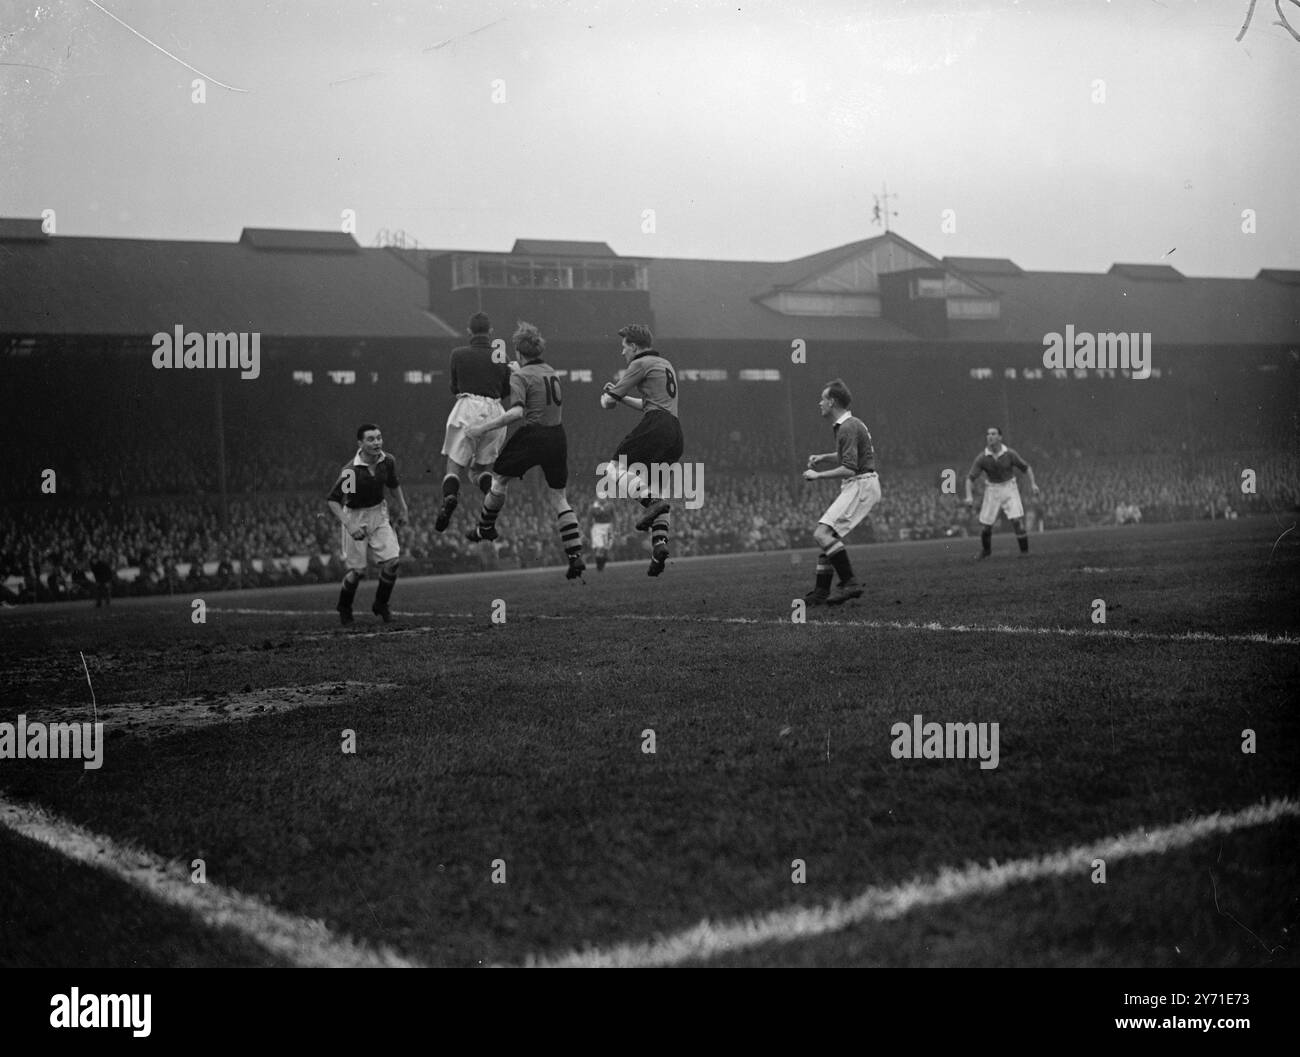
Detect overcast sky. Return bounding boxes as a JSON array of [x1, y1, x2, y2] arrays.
[[2, 0, 1296, 277]]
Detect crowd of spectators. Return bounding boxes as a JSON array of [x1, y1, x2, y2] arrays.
[[4, 449, 1295, 605]]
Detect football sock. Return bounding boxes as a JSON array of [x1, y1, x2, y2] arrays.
[[478, 486, 506, 533], [556, 507, 582, 556], [980, 527, 993, 554], [338, 571, 361, 610], [1013, 519, 1028, 552], [815, 554, 833, 592], [826, 546, 854, 584], [374, 567, 397, 608], [651, 510, 670, 549], [441, 474, 460, 498], [596, 555, 607, 571]]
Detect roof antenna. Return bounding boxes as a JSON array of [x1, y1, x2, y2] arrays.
[[872, 183, 899, 233]]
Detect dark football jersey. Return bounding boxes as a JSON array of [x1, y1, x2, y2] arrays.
[[327, 453, 399, 509], [833, 415, 876, 474], [449, 334, 511, 399], [968, 447, 1028, 484]]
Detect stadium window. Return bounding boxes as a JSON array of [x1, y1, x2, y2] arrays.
[[1073, 368, 1088, 379], [1022, 368, 1042, 380], [578, 264, 612, 290], [404, 370, 433, 384], [912, 277, 945, 298], [738, 369, 780, 381], [946, 298, 1000, 319], [568, 369, 593, 382], [612, 264, 638, 290], [969, 367, 993, 380], [479, 259, 505, 286], [1004, 368, 1017, 379], [328, 370, 356, 385], [1051, 368, 1069, 380], [292, 370, 313, 386]]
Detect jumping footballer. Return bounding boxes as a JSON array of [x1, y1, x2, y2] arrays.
[[600, 323, 684, 578]]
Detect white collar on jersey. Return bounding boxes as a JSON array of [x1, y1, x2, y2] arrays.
[[984, 445, 1006, 457], [353, 450, 386, 467], [833, 410, 852, 427]]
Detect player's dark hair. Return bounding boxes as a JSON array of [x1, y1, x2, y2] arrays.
[[823, 378, 852, 408], [468, 312, 491, 335], [513, 321, 546, 360], [987, 426, 1003, 437], [356, 423, 380, 441]]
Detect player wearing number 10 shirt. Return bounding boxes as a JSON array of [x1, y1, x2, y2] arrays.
[[463, 322, 586, 580], [601, 323, 684, 578]]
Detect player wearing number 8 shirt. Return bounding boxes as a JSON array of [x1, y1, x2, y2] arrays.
[[463, 322, 586, 580], [601, 323, 684, 577]]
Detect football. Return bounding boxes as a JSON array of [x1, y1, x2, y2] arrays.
[[600, 392, 617, 409]]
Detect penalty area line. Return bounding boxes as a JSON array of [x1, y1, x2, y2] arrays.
[[523, 797, 1299, 968], [0, 795, 422, 968]]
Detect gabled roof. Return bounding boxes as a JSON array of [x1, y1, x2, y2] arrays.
[[510, 239, 616, 257], [765, 231, 940, 290], [0, 226, 453, 339], [645, 256, 919, 343]]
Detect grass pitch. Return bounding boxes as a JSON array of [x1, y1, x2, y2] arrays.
[[1, 518, 1296, 968]]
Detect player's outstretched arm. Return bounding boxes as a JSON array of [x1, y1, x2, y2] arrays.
[[467, 405, 524, 439]]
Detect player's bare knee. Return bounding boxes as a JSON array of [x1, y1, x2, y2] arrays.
[[343, 569, 363, 587], [813, 524, 836, 549], [379, 559, 400, 579]]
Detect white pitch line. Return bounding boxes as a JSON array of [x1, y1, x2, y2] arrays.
[[211, 608, 1298, 647], [524, 797, 1300, 968], [0, 795, 421, 968]]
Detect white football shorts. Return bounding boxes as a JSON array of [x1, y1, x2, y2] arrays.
[[819, 473, 881, 538], [442, 394, 506, 467], [590, 523, 613, 550], [979, 479, 1024, 526], [340, 502, 400, 572]]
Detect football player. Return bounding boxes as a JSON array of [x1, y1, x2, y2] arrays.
[[463, 322, 586, 580], [326, 424, 409, 624], [435, 313, 512, 532], [964, 426, 1040, 558], [601, 323, 684, 577], [802, 379, 879, 605]]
